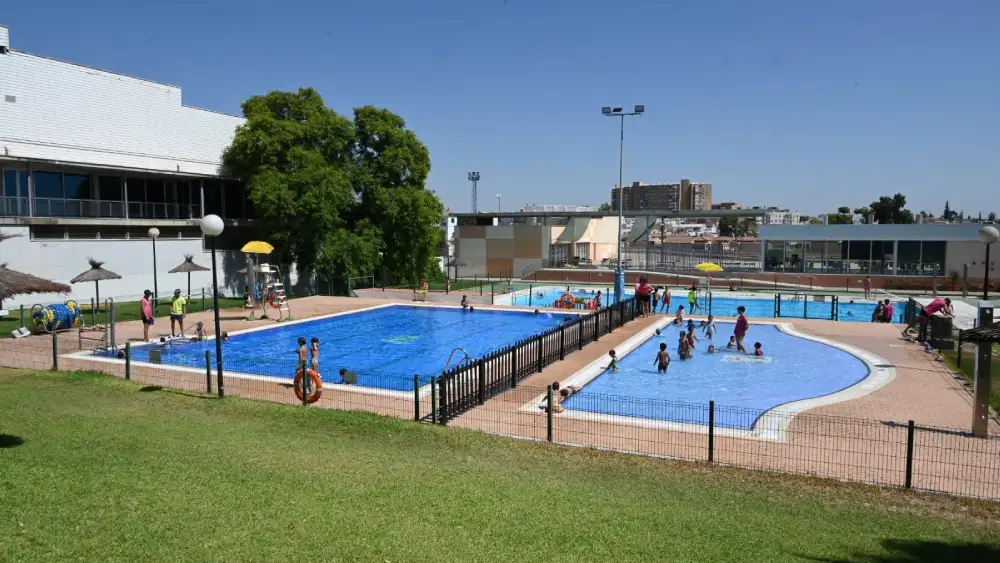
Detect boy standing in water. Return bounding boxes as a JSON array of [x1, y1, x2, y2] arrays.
[[654, 342, 671, 373]]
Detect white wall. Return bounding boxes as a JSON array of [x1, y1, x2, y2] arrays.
[[0, 226, 273, 309], [945, 241, 996, 279], [0, 49, 243, 175]]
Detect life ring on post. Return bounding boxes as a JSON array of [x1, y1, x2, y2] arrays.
[[294, 368, 323, 404], [560, 292, 575, 308]]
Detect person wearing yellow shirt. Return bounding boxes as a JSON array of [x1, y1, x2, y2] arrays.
[[169, 289, 187, 337]]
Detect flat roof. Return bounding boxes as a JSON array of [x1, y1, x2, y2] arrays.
[[759, 223, 989, 242], [450, 209, 766, 219]]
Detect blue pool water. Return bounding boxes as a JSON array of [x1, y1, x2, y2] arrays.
[[561, 321, 870, 430], [512, 286, 903, 323], [510, 287, 629, 307], [125, 305, 575, 390]]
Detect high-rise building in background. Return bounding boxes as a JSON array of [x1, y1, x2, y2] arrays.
[[610, 179, 712, 212]]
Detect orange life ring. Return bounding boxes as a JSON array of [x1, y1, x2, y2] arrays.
[[560, 292, 575, 307], [293, 368, 323, 404]]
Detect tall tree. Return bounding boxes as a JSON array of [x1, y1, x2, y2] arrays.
[[598, 202, 612, 212], [868, 193, 914, 224], [222, 89, 443, 289], [989, 212, 997, 223], [943, 201, 952, 221], [827, 206, 854, 224]]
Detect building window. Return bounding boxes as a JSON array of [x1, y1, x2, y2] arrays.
[[63, 174, 91, 200], [98, 176, 123, 202], [223, 180, 244, 218], [574, 242, 590, 260], [2, 169, 28, 216], [34, 171, 62, 199], [921, 241, 946, 275], [203, 179, 222, 216]]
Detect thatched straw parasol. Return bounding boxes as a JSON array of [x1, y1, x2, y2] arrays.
[[169, 254, 209, 296], [0, 231, 72, 303], [71, 258, 122, 310], [0, 264, 72, 302]]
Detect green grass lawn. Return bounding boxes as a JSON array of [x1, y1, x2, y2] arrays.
[[942, 348, 1000, 413], [0, 297, 245, 337], [2, 370, 999, 562]]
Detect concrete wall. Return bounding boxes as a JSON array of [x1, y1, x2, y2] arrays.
[[0, 47, 242, 175], [945, 241, 996, 279], [0, 225, 306, 309], [455, 224, 548, 277]]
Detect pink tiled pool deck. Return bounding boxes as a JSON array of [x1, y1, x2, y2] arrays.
[[1, 296, 997, 500]]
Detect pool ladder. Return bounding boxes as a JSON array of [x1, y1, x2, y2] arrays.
[[442, 348, 471, 373]]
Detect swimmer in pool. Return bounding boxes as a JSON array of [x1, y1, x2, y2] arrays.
[[754, 342, 764, 356], [702, 315, 716, 339], [678, 332, 691, 360], [192, 321, 206, 342], [686, 326, 699, 349], [674, 305, 686, 325], [607, 350, 620, 372], [727, 335, 736, 349], [297, 337, 308, 371], [460, 295, 469, 309], [655, 328, 663, 337], [654, 342, 671, 373], [707, 344, 716, 354]]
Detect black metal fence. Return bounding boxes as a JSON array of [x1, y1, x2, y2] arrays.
[[435, 297, 639, 423]]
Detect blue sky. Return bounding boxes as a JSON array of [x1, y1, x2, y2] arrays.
[[4, 1, 999, 216]]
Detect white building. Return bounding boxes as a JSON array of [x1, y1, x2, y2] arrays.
[[762, 208, 801, 225], [0, 24, 297, 309]]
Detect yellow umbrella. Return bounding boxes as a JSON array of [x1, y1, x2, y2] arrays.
[[695, 262, 723, 293], [241, 241, 274, 254]]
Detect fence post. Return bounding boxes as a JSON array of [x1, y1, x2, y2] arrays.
[[204, 351, 211, 393], [431, 377, 438, 423], [51, 332, 58, 371], [905, 420, 915, 489], [19, 304, 24, 329], [300, 360, 308, 406], [511, 341, 519, 388], [414, 375, 421, 421], [125, 342, 132, 380], [491, 283, 495, 305], [957, 331, 963, 367], [528, 285, 533, 307], [438, 376, 448, 426], [202, 287, 206, 312], [536, 335, 543, 372], [594, 312, 599, 342], [578, 317, 584, 350], [559, 325, 566, 360], [708, 400, 715, 462], [546, 386, 554, 442], [477, 359, 486, 405]]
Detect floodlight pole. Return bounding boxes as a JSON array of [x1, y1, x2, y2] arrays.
[[603, 105, 644, 304]]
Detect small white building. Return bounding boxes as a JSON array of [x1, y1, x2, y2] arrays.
[[762, 208, 801, 225]]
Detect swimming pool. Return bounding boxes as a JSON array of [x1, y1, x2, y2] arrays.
[[502, 286, 904, 323], [122, 304, 577, 391], [560, 320, 877, 431]]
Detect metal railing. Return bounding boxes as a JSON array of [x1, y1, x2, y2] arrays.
[[29, 198, 202, 220], [0, 196, 30, 216]]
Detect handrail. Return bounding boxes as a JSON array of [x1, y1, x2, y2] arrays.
[[442, 347, 471, 373]]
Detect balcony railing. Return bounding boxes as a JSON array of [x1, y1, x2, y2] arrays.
[[28, 198, 201, 220], [0, 196, 30, 217]]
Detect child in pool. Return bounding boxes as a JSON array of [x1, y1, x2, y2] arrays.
[[674, 305, 686, 325], [754, 342, 764, 356], [297, 337, 308, 369], [221, 331, 229, 342], [310, 337, 320, 372], [607, 350, 620, 372], [678, 332, 691, 359], [460, 295, 469, 309], [726, 335, 736, 349], [686, 326, 699, 349], [192, 321, 206, 341], [707, 344, 716, 354], [654, 342, 671, 373], [702, 315, 716, 339], [655, 328, 663, 337]]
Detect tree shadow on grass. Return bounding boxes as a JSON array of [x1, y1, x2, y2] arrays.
[[804, 539, 1000, 563], [0, 435, 25, 448]]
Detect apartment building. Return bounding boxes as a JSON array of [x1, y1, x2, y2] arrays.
[[610, 179, 712, 212]]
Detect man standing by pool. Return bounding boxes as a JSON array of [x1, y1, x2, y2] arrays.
[[169, 289, 187, 337], [734, 305, 749, 354], [863, 276, 872, 300], [687, 285, 700, 314]]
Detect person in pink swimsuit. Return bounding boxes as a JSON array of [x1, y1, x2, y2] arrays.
[[140, 289, 154, 341], [902, 297, 952, 338]]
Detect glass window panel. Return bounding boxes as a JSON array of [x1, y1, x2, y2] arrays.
[[98, 176, 123, 201], [921, 241, 946, 275], [4, 170, 17, 197], [126, 177, 145, 202], [764, 240, 784, 271], [63, 174, 91, 200], [34, 171, 63, 199], [146, 179, 164, 203], [223, 181, 244, 218], [203, 179, 222, 215]]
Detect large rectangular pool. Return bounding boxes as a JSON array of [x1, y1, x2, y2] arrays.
[[124, 304, 579, 391]]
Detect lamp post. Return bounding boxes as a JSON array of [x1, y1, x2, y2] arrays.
[[468, 172, 480, 213], [200, 215, 225, 397], [148, 227, 160, 313], [602, 104, 645, 303], [496, 193, 501, 214], [979, 225, 999, 300]]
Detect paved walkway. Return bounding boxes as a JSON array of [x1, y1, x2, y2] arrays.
[[1, 296, 997, 500]]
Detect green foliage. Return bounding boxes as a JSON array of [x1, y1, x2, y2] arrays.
[[598, 202, 612, 212], [222, 89, 443, 289], [717, 217, 757, 238], [868, 193, 914, 224], [828, 206, 855, 225]]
